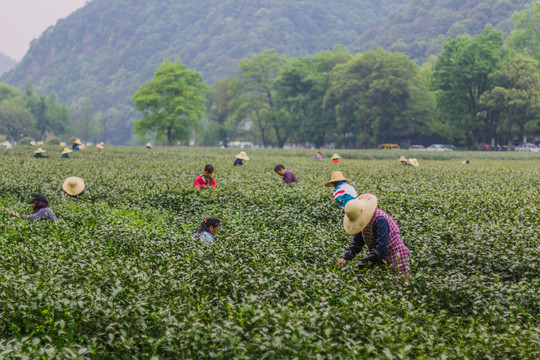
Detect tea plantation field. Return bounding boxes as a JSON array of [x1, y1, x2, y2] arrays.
[[0, 147, 539, 359]]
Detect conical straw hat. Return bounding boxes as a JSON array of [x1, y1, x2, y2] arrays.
[[74, 139, 82, 145], [59, 142, 66, 147], [325, 171, 351, 187], [331, 153, 341, 159], [61, 147, 72, 155], [62, 177, 85, 196], [236, 151, 250, 160], [96, 144, 104, 150], [409, 158, 419, 167], [146, 142, 152, 148], [34, 148, 45, 153], [30, 141, 36, 146], [400, 156, 407, 162], [343, 194, 378, 234]]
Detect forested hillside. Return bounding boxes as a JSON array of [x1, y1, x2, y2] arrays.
[[0, 0, 409, 144], [0, 53, 16, 76], [354, 0, 535, 62], [0, 0, 535, 144]]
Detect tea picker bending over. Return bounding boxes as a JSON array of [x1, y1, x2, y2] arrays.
[[194, 217, 232, 243], [234, 151, 249, 166], [338, 194, 409, 274], [194, 164, 217, 190], [274, 164, 298, 184], [62, 177, 86, 200], [325, 171, 358, 208], [10, 194, 57, 221]]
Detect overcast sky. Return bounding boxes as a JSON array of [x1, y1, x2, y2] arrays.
[[0, 0, 88, 61]]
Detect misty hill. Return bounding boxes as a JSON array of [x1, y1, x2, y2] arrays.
[[354, 0, 535, 61], [0, 0, 410, 144], [0, 53, 16, 76], [0, 0, 531, 144]]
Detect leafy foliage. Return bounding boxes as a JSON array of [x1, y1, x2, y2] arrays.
[[0, 147, 539, 358], [132, 60, 207, 146]]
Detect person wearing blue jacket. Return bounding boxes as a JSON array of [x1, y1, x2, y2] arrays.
[[325, 171, 359, 208]]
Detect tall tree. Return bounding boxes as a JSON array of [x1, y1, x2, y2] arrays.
[[431, 27, 504, 145], [235, 49, 288, 147], [132, 60, 207, 146], [325, 49, 422, 148], [274, 48, 352, 147], [206, 78, 241, 147], [508, 3, 540, 61], [0, 97, 37, 140], [477, 55, 540, 146]]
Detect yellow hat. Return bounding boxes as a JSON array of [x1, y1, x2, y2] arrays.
[[79, 144, 86, 150], [34, 148, 45, 153], [236, 151, 250, 160], [74, 139, 82, 145], [146, 142, 152, 148], [30, 141, 36, 146], [96, 144, 104, 150], [331, 153, 341, 160], [343, 194, 378, 234], [61, 147, 72, 155], [325, 171, 351, 187], [400, 156, 407, 162], [409, 158, 419, 167], [62, 177, 85, 196]]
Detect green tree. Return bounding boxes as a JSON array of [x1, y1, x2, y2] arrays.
[[0, 98, 37, 140], [205, 78, 241, 147], [132, 60, 207, 146], [235, 49, 289, 147], [77, 98, 97, 144], [477, 55, 540, 146], [325, 49, 423, 148], [431, 27, 504, 145], [508, 3, 540, 61], [273, 48, 352, 147]]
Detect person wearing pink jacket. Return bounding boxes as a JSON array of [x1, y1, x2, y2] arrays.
[[194, 164, 217, 190]]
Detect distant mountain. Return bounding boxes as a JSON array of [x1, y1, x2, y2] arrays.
[[0, 0, 410, 144], [0, 53, 16, 76], [353, 0, 535, 62], [0, 0, 531, 144]]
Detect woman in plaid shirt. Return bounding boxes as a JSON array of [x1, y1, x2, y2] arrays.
[[338, 193, 409, 274]]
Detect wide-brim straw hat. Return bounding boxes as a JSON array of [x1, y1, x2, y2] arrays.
[[146, 143, 152, 148], [59, 142, 66, 147], [343, 194, 378, 234], [34, 148, 45, 153], [74, 139, 82, 145], [96, 144, 104, 150], [400, 156, 407, 162], [236, 151, 250, 160], [63, 177, 85, 196], [325, 171, 351, 187], [61, 147, 72, 155], [331, 153, 341, 159], [30, 141, 36, 146], [409, 158, 419, 167]]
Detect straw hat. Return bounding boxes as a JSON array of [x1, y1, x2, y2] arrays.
[[79, 144, 86, 150], [400, 156, 407, 162], [343, 194, 378, 234], [61, 147, 72, 155], [331, 153, 341, 160], [325, 171, 351, 187], [74, 139, 82, 145], [146, 142, 152, 148], [62, 177, 85, 196], [30, 141, 36, 146], [59, 142, 66, 147], [409, 158, 419, 167], [236, 151, 250, 160], [34, 148, 45, 153], [96, 144, 104, 150]]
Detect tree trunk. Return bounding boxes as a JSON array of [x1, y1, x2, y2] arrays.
[[167, 126, 173, 146]]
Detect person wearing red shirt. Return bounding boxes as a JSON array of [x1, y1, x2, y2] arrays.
[[194, 164, 217, 190]]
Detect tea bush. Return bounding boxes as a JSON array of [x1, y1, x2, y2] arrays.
[[0, 147, 539, 359]]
